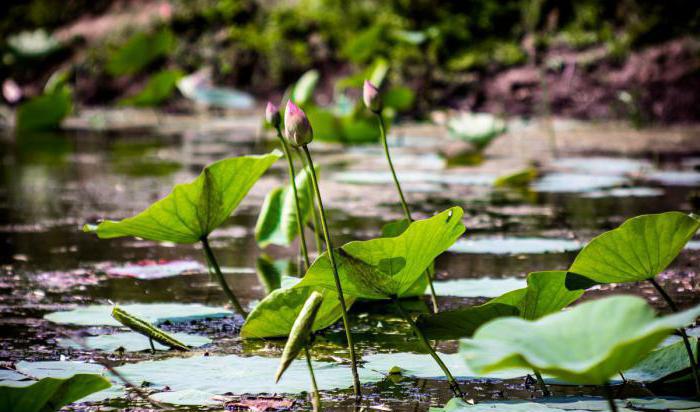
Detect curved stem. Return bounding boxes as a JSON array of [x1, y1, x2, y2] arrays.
[[392, 297, 463, 398], [275, 126, 310, 270], [649, 277, 700, 395], [201, 237, 247, 318], [603, 382, 618, 412], [297, 147, 323, 253], [302, 145, 362, 400], [533, 369, 550, 396], [376, 114, 439, 313], [305, 346, 321, 411]]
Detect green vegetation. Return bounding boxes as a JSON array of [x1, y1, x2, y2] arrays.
[[0, 374, 110, 412]]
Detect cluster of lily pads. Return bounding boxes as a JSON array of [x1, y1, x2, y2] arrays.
[[3, 80, 700, 412]]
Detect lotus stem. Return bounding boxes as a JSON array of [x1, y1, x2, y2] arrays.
[[392, 297, 463, 398], [305, 346, 321, 411], [201, 237, 247, 318], [297, 147, 323, 253], [301, 145, 362, 400], [648, 277, 700, 395], [603, 382, 618, 412], [376, 114, 440, 313], [533, 369, 550, 396], [275, 125, 311, 270]]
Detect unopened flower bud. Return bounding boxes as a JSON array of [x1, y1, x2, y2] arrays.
[[265, 101, 281, 128], [363, 80, 382, 113], [284, 101, 313, 147]]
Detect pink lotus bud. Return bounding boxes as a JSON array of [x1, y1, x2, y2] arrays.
[[363, 80, 382, 113], [284, 101, 313, 147], [265, 101, 281, 128]]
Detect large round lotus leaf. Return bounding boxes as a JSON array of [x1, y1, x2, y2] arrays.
[[0, 374, 111, 412], [12, 361, 122, 402], [114, 354, 383, 394], [432, 277, 526, 298], [624, 337, 698, 383], [58, 332, 211, 352], [362, 353, 528, 380], [460, 295, 700, 385], [449, 238, 581, 255], [569, 212, 700, 283], [44, 303, 232, 326]]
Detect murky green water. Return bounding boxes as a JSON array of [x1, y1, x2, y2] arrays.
[[1, 121, 699, 410]]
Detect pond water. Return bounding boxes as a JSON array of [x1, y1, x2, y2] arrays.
[[1, 118, 699, 411]]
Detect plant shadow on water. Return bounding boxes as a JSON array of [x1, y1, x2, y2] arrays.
[[2, 120, 700, 411]]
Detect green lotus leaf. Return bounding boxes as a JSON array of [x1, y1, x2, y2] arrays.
[[84, 152, 281, 243], [292, 69, 320, 106], [624, 337, 699, 383], [568, 212, 700, 284], [493, 167, 538, 188], [297, 207, 465, 299], [275, 291, 323, 382], [119, 69, 183, 107], [417, 271, 583, 340], [460, 295, 700, 385], [0, 374, 111, 412], [241, 286, 354, 338], [255, 165, 317, 248], [16, 84, 72, 132]]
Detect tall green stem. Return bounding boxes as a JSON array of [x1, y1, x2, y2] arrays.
[[305, 346, 321, 411], [301, 145, 362, 400], [201, 237, 247, 318], [297, 147, 323, 253], [275, 126, 310, 270], [649, 278, 700, 395], [376, 114, 439, 313], [392, 297, 463, 398]]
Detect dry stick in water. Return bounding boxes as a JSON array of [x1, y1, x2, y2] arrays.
[[201, 236, 247, 318], [365, 81, 440, 313], [301, 145, 362, 400], [648, 277, 700, 395], [392, 296, 464, 398]]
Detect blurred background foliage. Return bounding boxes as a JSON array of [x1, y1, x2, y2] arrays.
[[1, 0, 699, 122]]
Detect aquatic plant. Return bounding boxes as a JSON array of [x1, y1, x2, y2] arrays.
[[567, 212, 700, 393], [363, 79, 440, 313], [84, 152, 281, 317], [275, 291, 324, 410], [258, 102, 311, 270], [446, 112, 507, 151], [297, 207, 466, 396], [284, 101, 362, 399], [16, 73, 72, 132], [0, 373, 111, 412], [460, 295, 700, 411], [111, 305, 189, 352]]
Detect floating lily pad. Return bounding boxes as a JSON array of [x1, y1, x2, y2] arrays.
[[645, 171, 700, 186], [104, 260, 205, 279], [624, 337, 699, 383], [447, 112, 507, 150], [432, 277, 526, 298], [430, 398, 584, 411], [114, 354, 383, 395], [177, 69, 255, 109], [44, 303, 233, 326], [460, 295, 700, 385], [552, 157, 651, 176], [149, 389, 220, 406], [533, 173, 626, 193], [332, 171, 495, 186], [581, 187, 664, 199], [449, 237, 581, 255], [58, 332, 211, 352]]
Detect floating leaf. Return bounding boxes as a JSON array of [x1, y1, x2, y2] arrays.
[[119, 69, 184, 107], [533, 173, 627, 194], [241, 286, 353, 338], [494, 168, 538, 188], [150, 389, 219, 406], [432, 277, 526, 298], [58, 332, 211, 352], [297, 207, 465, 299], [44, 303, 232, 326], [460, 295, 700, 385], [106, 29, 175, 76], [255, 165, 317, 248], [418, 271, 582, 340], [84, 152, 281, 243], [111, 306, 189, 351], [449, 237, 581, 255], [105, 259, 204, 280], [16, 84, 72, 132], [429, 398, 573, 411], [568, 212, 700, 284], [275, 292, 323, 382], [447, 113, 507, 150], [292, 70, 320, 106], [624, 337, 699, 383], [0, 374, 111, 412]]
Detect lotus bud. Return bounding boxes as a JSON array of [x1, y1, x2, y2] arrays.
[[363, 80, 382, 113], [275, 291, 324, 383], [284, 101, 313, 147], [265, 101, 281, 129]]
